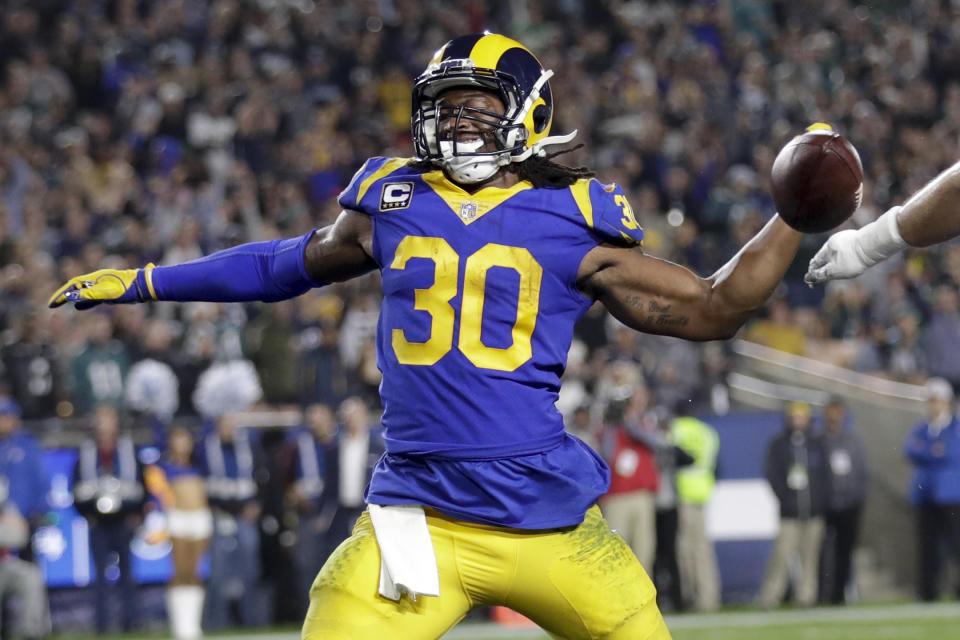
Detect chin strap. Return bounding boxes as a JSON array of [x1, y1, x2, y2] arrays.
[[510, 129, 579, 163]]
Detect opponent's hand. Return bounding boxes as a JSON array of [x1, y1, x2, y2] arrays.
[[48, 264, 156, 310], [805, 206, 907, 287], [804, 230, 869, 286]]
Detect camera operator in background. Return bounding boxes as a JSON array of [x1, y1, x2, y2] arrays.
[[72, 404, 145, 633]]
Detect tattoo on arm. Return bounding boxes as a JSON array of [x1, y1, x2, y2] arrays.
[[622, 296, 690, 328]]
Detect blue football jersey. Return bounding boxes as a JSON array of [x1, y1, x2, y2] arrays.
[[338, 157, 644, 528]]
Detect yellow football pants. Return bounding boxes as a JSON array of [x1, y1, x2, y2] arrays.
[[302, 505, 672, 640]]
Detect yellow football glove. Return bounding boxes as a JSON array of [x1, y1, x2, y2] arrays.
[[48, 264, 157, 310]]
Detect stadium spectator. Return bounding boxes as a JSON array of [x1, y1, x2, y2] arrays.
[[903, 377, 960, 602], [68, 313, 129, 415], [556, 339, 590, 421], [672, 404, 721, 612], [818, 397, 869, 605], [643, 335, 703, 413], [923, 283, 960, 390], [597, 364, 661, 572], [0, 397, 50, 558], [295, 298, 349, 407], [246, 300, 301, 405], [822, 281, 869, 342], [124, 323, 181, 424], [0, 482, 50, 640], [191, 357, 267, 630], [197, 412, 267, 630], [283, 403, 340, 614], [1, 313, 63, 420], [885, 309, 927, 384], [698, 342, 732, 415], [72, 404, 145, 633], [565, 404, 598, 452], [759, 401, 828, 609], [338, 292, 380, 374], [743, 296, 807, 356], [652, 406, 694, 613], [328, 397, 384, 548]]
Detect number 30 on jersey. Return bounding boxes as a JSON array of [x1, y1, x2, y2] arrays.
[[390, 236, 543, 372]]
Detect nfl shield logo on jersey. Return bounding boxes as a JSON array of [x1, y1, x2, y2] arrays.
[[459, 202, 478, 222]]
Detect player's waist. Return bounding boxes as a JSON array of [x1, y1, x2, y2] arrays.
[[421, 505, 589, 534], [383, 432, 565, 460]]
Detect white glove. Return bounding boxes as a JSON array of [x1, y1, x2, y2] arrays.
[[805, 206, 907, 286]]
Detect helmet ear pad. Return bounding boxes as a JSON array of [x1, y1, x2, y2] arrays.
[[532, 104, 550, 134]]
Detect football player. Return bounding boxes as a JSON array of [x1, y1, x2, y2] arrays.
[[51, 33, 804, 639], [805, 159, 960, 285]]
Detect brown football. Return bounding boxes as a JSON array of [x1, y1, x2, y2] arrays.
[[770, 125, 863, 233]]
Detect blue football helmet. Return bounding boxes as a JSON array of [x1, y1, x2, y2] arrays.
[[411, 32, 577, 183]]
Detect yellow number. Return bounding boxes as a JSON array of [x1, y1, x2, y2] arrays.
[[615, 194, 639, 229], [390, 236, 458, 366], [390, 239, 544, 371], [459, 244, 543, 371]]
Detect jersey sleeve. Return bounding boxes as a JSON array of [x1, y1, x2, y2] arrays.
[[337, 157, 412, 215], [569, 179, 644, 247]]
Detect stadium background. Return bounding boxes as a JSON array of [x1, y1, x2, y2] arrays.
[[2, 0, 960, 636]]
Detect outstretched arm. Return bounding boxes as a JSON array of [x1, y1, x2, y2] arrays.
[[806, 160, 960, 285], [50, 210, 376, 309], [303, 210, 377, 283], [896, 161, 960, 246], [578, 215, 802, 341]]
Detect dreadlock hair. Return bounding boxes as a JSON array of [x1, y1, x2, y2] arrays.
[[406, 145, 594, 189], [513, 145, 595, 188]]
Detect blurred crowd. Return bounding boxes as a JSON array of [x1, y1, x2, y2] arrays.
[[6, 0, 960, 427], [3, 0, 960, 633]]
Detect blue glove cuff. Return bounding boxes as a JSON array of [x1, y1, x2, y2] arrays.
[[131, 266, 157, 302]]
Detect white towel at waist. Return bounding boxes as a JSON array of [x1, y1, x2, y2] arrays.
[[368, 504, 440, 602]]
